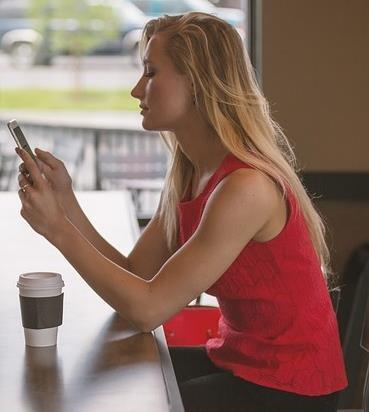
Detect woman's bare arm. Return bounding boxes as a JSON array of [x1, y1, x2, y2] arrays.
[[62, 191, 173, 280], [18, 149, 283, 333], [50, 169, 281, 332], [21, 148, 172, 279]]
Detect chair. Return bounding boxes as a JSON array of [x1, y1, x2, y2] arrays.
[[0, 152, 18, 190], [330, 286, 342, 314], [163, 305, 221, 347], [337, 244, 369, 410], [361, 291, 369, 412], [163, 292, 220, 347], [52, 132, 85, 183], [163, 288, 342, 349], [97, 152, 167, 224]]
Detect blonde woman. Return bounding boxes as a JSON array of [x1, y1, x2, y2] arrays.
[[17, 12, 347, 412]]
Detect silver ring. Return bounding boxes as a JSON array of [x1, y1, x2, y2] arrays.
[[21, 183, 31, 193]]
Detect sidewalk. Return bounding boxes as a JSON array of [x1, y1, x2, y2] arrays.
[[0, 109, 143, 131]]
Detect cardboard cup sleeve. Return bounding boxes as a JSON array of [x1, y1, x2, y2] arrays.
[[19, 293, 64, 329]]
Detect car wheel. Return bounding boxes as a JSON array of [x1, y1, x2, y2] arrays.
[[10, 42, 37, 69]]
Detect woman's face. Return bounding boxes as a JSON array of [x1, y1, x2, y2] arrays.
[[131, 34, 194, 131]]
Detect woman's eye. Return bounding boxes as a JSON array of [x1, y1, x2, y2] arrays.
[[144, 72, 155, 78]]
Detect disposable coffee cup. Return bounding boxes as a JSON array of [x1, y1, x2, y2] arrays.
[[17, 272, 65, 347]]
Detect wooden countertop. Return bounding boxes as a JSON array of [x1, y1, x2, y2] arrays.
[[0, 191, 183, 412]]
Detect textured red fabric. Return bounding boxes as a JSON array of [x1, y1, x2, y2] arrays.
[[177, 153, 348, 396]]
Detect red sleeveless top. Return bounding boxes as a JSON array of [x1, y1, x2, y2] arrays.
[[177, 153, 347, 396]]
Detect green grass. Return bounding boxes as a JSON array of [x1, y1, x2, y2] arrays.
[[0, 88, 138, 111]]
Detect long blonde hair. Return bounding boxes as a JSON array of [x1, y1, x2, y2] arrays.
[[140, 12, 331, 281]]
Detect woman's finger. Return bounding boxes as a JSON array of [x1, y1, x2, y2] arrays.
[[35, 148, 61, 170], [18, 197, 30, 220], [18, 179, 34, 195], [16, 148, 44, 189], [18, 187, 27, 203], [18, 173, 30, 186], [19, 163, 26, 174], [18, 163, 32, 179]]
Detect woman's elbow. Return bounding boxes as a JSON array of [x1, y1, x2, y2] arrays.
[[132, 319, 157, 333], [118, 284, 162, 332], [127, 306, 160, 333]]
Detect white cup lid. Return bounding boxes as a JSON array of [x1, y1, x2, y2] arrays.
[[17, 272, 65, 290]]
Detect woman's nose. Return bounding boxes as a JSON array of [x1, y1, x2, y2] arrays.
[[131, 77, 144, 100]]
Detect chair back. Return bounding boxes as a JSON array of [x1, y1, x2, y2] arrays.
[[337, 244, 369, 409], [163, 306, 221, 347]]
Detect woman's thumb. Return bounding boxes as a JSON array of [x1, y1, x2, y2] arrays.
[[35, 157, 52, 178], [35, 148, 59, 168]]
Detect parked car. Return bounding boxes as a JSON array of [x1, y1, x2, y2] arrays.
[[122, 0, 246, 66], [0, 0, 150, 67], [0, 0, 45, 66]]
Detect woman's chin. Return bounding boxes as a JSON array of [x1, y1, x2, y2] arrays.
[[141, 118, 163, 132], [141, 119, 155, 131]]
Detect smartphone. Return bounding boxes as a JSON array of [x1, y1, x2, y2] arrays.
[[7, 119, 37, 162]]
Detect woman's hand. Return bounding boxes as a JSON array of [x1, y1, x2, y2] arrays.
[[17, 148, 68, 243], [18, 148, 73, 212]]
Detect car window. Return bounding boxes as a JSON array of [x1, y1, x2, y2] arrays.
[[0, 0, 27, 18]]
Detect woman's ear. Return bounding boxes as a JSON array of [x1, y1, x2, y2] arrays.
[[186, 75, 197, 104], [185, 74, 194, 93], [189, 80, 196, 103]]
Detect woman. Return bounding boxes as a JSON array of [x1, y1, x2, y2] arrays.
[[17, 12, 347, 412]]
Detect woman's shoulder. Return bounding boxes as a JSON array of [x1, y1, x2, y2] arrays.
[[218, 167, 281, 202], [205, 167, 289, 244], [219, 154, 277, 191], [193, 166, 285, 251], [206, 167, 283, 223]]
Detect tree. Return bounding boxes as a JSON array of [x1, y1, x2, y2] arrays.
[[28, 0, 120, 97]]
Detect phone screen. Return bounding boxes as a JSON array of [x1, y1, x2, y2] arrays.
[[8, 120, 37, 162]]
